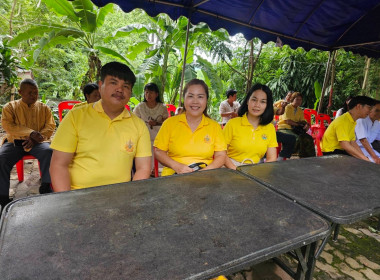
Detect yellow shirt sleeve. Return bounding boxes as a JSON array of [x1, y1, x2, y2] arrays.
[[39, 105, 56, 140], [268, 124, 278, 147], [134, 115, 152, 158], [153, 118, 170, 151], [50, 110, 78, 153], [1, 102, 34, 138], [213, 121, 227, 151]]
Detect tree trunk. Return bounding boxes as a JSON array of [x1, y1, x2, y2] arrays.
[[362, 56, 371, 96], [245, 40, 263, 94], [160, 47, 170, 102], [80, 53, 101, 98]]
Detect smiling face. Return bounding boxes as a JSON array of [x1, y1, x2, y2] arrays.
[[184, 84, 208, 118], [247, 89, 267, 118], [19, 83, 38, 106], [99, 75, 132, 110]]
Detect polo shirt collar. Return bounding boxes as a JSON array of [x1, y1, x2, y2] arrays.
[[345, 112, 356, 124], [241, 113, 263, 130], [94, 100, 131, 120], [180, 112, 209, 127]]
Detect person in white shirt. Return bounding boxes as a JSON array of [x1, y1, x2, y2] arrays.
[[355, 100, 380, 163], [219, 89, 240, 125]]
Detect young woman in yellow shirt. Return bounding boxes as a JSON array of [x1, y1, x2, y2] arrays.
[[224, 83, 278, 169]]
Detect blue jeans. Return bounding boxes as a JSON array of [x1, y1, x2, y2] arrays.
[[0, 142, 53, 196]]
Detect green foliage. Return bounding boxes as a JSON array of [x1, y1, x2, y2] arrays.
[[0, 36, 19, 97], [313, 81, 322, 110]]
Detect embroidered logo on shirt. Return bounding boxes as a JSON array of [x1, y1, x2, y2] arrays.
[[204, 134, 210, 143], [262, 134, 268, 140], [125, 139, 134, 152]]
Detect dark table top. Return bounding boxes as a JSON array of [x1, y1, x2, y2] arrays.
[[237, 155, 380, 225], [0, 169, 329, 280]]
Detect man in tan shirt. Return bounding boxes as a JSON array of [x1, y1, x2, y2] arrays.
[[0, 79, 55, 211]]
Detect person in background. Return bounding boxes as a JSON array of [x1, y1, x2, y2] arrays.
[[277, 92, 315, 157], [273, 91, 296, 160], [224, 83, 277, 169], [322, 96, 376, 162], [0, 79, 56, 210], [83, 83, 101, 103], [133, 83, 168, 175], [219, 89, 240, 126], [335, 95, 353, 118], [154, 79, 226, 176], [50, 62, 151, 191], [355, 99, 380, 163]]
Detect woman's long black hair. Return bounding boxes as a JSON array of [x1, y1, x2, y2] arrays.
[[238, 83, 274, 125]]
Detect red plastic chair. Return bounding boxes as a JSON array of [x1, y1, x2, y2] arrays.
[[58, 101, 81, 122], [311, 126, 325, 157], [16, 155, 41, 182], [166, 104, 176, 117], [303, 108, 317, 126]]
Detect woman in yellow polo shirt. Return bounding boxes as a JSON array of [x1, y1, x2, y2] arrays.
[[224, 83, 278, 169], [277, 92, 315, 157], [154, 79, 227, 176]]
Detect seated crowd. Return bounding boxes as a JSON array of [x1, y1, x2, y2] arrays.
[[1, 61, 380, 212]]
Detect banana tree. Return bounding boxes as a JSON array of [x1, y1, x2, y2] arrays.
[[106, 14, 228, 103], [9, 0, 128, 86]]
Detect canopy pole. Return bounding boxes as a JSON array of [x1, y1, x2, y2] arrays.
[[178, 17, 191, 107], [318, 50, 335, 113]]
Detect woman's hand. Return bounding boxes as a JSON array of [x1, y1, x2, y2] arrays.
[[173, 163, 194, 174]]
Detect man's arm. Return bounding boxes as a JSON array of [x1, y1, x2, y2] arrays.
[[1, 103, 34, 138], [359, 138, 380, 164], [132, 156, 151, 181], [39, 106, 56, 140], [340, 141, 370, 162], [50, 150, 74, 192]]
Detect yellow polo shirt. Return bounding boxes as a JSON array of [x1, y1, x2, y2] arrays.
[[278, 104, 305, 130], [321, 112, 356, 152], [223, 114, 278, 164], [154, 113, 226, 176], [51, 101, 151, 190]]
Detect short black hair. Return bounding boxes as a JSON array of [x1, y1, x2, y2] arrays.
[[100, 62, 136, 86], [20, 79, 38, 88], [238, 83, 274, 125], [348, 96, 375, 110], [226, 89, 237, 98], [143, 83, 163, 103], [83, 83, 99, 101]]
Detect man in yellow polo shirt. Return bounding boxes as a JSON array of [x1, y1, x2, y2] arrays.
[[50, 62, 151, 191], [321, 96, 375, 162]]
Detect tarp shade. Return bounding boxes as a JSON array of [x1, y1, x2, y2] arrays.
[[91, 0, 380, 58]]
